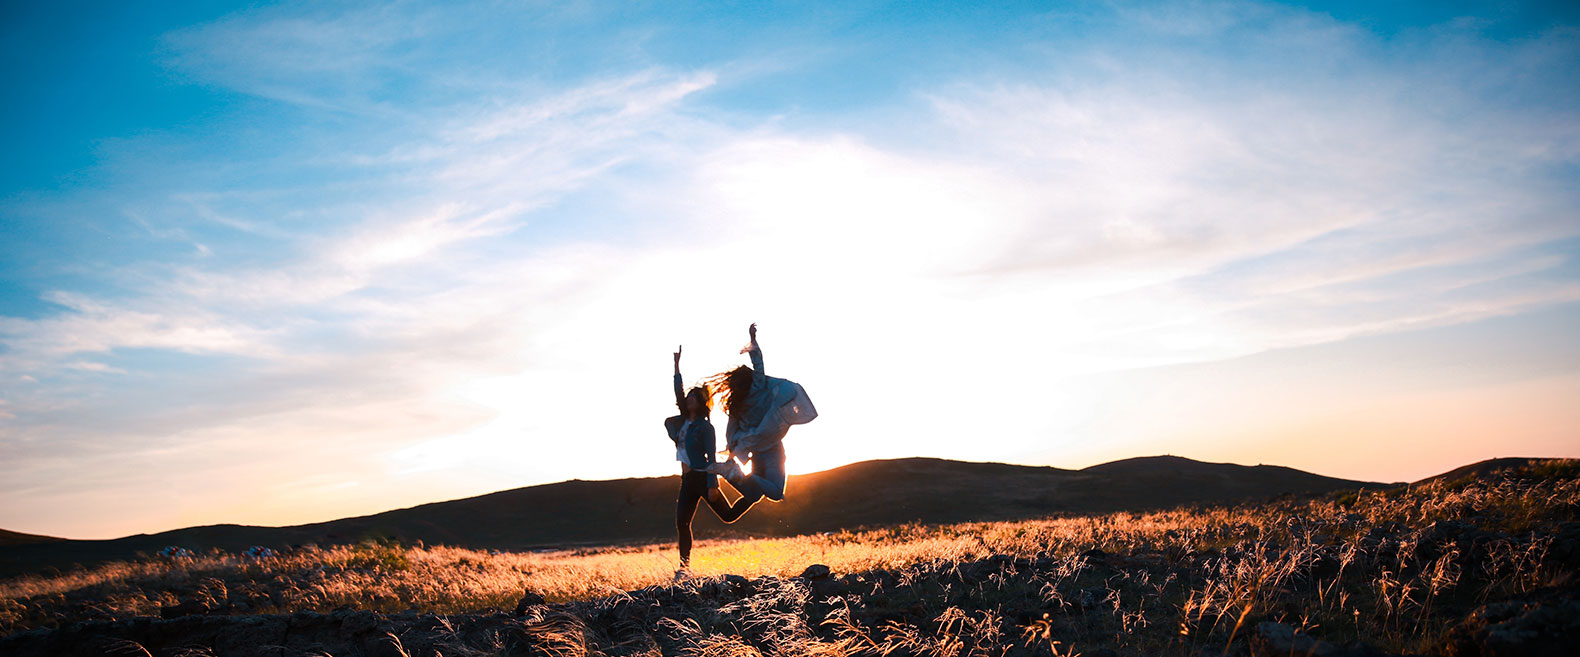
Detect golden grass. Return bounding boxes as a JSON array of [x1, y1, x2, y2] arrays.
[[4, 460, 1576, 656]]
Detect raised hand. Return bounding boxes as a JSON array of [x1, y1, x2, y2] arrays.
[[741, 323, 758, 354]]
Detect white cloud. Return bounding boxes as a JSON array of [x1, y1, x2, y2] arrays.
[[0, 67, 726, 536], [3, 0, 1577, 537], [61, 361, 128, 374], [0, 291, 273, 361]]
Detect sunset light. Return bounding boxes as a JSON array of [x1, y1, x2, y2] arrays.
[[4, 5, 1580, 654], [1, 1, 1577, 545]]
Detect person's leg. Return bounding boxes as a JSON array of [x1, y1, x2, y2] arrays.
[[715, 488, 760, 523], [754, 445, 787, 501], [715, 446, 789, 521], [702, 474, 735, 521], [676, 474, 704, 567], [714, 456, 764, 523], [711, 484, 760, 523]]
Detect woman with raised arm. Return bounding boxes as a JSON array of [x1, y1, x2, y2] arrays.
[[704, 323, 818, 522], [665, 345, 733, 576]]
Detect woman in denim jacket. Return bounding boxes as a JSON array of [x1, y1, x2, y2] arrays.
[[666, 346, 732, 574], [704, 323, 818, 522]]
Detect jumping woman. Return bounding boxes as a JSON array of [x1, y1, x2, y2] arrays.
[[705, 323, 818, 521], [666, 345, 732, 575]]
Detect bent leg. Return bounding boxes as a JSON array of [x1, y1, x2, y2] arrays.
[[716, 491, 761, 523], [713, 469, 762, 523], [713, 447, 789, 521], [720, 446, 787, 500], [703, 486, 735, 521], [753, 445, 788, 502]]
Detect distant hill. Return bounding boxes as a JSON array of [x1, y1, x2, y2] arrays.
[[0, 455, 1376, 577], [1082, 454, 1396, 498], [1416, 457, 1548, 484], [0, 529, 61, 547]]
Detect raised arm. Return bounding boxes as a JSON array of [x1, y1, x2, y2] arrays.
[[740, 323, 765, 388], [672, 345, 685, 413]]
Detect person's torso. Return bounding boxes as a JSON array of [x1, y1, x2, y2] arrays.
[[679, 419, 715, 467], [739, 382, 780, 431]]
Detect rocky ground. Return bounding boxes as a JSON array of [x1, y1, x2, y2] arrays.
[[3, 552, 1576, 657], [4, 465, 1577, 656]]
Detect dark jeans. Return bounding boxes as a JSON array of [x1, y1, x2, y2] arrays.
[[717, 443, 787, 523], [677, 471, 729, 566]]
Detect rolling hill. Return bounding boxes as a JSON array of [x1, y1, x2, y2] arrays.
[[0, 455, 1380, 578], [0, 529, 61, 547], [1415, 456, 1553, 484]]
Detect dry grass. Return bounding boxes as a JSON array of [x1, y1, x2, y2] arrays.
[[4, 460, 1577, 656]]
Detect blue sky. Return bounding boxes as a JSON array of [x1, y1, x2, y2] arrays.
[[2, 1, 1578, 538]]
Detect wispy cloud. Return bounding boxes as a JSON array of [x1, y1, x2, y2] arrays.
[[0, 61, 725, 535], [1, 0, 1576, 537]]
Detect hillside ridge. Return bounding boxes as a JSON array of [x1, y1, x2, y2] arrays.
[[2, 454, 1377, 577], [0, 529, 61, 547], [1418, 456, 1550, 484]]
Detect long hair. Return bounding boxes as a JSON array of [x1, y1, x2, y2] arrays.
[[702, 365, 754, 416], [681, 386, 712, 421]]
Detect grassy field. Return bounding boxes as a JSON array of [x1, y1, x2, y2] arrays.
[[3, 460, 1576, 656], [0, 456, 1378, 579]]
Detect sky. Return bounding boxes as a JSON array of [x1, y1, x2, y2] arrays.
[[2, 1, 1578, 540]]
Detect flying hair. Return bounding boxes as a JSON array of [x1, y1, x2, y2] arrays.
[[702, 365, 754, 416]]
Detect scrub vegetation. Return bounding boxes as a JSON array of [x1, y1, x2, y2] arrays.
[[3, 459, 1576, 656]]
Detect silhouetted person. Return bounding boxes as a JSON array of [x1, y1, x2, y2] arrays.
[[665, 345, 732, 576], [704, 323, 818, 521]]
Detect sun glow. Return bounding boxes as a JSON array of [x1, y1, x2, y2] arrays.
[[5, 0, 1577, 540]]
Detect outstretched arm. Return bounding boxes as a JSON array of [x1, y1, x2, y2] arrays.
[[740, 323, 765, 386], [673, 345, 686, 413]]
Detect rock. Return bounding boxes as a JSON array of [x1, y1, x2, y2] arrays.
[[1412, 520, 1474, 562], [723, 574, 750, 595], [361, 633, 413, 657], [1123, 552, 1170, 571], [159, 599, 207, 619], [1442, 597, 1580, 657], [338, 609, 381, 635], [958, 561, 992, 583], [513, 589, 546, 616], [810, 577, 844, 600], [1312, 551, 1343, 579], [1336, 641, 1387, 657], [800, 564, 832, 580], [1548, 521, 1580, 570], [1078, 587, 1106, 610], [1252, 621, 1340, 657]]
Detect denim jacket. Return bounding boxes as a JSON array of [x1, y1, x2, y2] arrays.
[[664, 373, 716, 470], [724, 344, 817, 458]]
